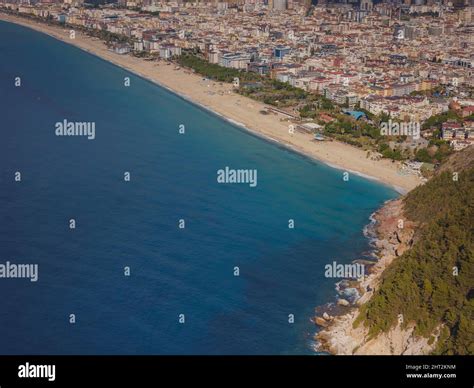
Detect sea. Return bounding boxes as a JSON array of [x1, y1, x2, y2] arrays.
[[0, 20, 397, 355]]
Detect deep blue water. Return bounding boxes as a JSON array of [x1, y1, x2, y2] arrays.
[[0, 20, 397, 355]]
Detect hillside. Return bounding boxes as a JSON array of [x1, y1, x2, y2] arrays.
[[355, 146, 474, 355], [436, 144, 474, 176]]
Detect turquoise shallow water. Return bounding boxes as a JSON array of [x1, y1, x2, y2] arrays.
[[0, 20, 397, 354]]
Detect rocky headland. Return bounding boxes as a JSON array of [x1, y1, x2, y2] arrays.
[[313, 198, 439, 355]]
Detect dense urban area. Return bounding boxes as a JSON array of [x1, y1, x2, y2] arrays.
[[1, 0, 473, 177]]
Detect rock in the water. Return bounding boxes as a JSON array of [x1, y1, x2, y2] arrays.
[[337, 298, 350, 307], [323, 312, 331, 321], [315, 317, 329, 327]]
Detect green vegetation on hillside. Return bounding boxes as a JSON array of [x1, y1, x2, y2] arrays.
[[378, 143, 406, 160], [414, 140, 453, 164], [354, 160, 474, 355], [422, 110, 461, 130]]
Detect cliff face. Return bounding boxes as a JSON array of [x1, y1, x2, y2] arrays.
[[317, 312, 439, 355], [316, 145, 474, 355], [316, 199, 438, 355]]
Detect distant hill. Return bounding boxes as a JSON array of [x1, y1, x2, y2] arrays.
[[357, 146, 474, 355]]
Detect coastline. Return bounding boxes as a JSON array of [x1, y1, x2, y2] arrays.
[[314, 198, 437, 355], [0, 12, 422, 194]]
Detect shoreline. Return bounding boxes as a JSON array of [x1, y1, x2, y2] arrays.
[[313, 199, 402, 354], [313, 198, 436, 355], [0, 12, 421, 194], [1, 12, 431, 355]]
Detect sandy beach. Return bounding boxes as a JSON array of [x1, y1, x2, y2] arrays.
[[0, 13, 423, 193]]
